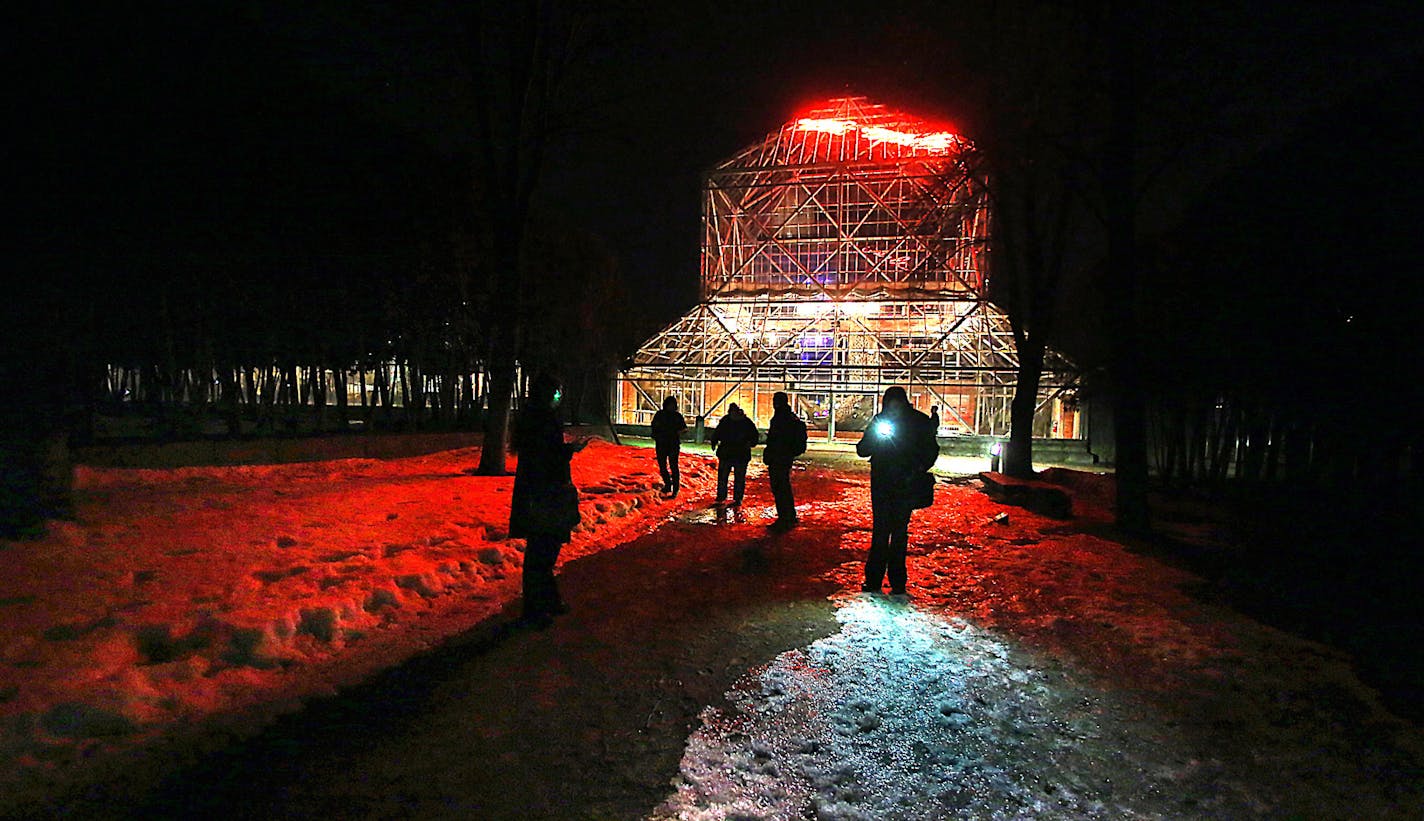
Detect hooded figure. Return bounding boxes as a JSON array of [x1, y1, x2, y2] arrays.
[[649, 396, 688, 495], [855, 386, 938, 594], [762, 391, 807, 529], [509, 373, 587, 626], [707, 403, 759, 506]]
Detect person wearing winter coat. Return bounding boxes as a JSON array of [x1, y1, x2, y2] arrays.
[[855, 386, 939, 595], [649, 396, 688, 496], [707, 403, 759, 506], [509, 373, 589, 627], [761, 391, 808, 530]]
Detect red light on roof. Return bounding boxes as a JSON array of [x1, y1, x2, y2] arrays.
[[794, 116, 965, 155]]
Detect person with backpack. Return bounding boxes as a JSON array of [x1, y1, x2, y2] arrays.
[[855, 386, 939, 595], [707, 403, 759, 506], [762, 391, 807, 531], [649, 396, 688, 496]]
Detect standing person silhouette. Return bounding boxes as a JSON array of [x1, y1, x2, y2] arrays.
[[508, 373, 588, 628], [762, 391, 808, 530], [707, 403, 759, 506], [649, 396, 688, 496], [855, 386, 939, 595]]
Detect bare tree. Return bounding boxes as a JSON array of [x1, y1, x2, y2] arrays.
[[960, 3, 1102, 479], [458, 2, 580, 475]]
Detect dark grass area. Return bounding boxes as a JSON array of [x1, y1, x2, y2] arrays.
[[1145, 482, 1424, 726]]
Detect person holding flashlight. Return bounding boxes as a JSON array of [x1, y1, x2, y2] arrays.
[[855, 386, 939, 595]]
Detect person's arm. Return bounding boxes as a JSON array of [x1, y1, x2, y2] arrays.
[[856, 415, 878, 458], [763, 418, 781, 460]]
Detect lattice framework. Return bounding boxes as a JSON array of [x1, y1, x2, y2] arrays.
[[615, 97, 1078, 437]]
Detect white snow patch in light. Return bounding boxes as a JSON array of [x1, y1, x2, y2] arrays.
[[654, 597, 1217, 820]]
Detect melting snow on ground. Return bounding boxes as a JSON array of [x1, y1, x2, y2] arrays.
[[0, 439, 716, 802], [3, 439, 1422, 818], [657, 594, 1393, 820]]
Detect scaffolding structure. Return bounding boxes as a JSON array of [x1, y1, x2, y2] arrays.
[[615, 97, 1078, 439]]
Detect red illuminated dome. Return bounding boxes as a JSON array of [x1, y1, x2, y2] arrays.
[[727, 96, 970, 167]]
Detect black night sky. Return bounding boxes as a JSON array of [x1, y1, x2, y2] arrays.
[[11, 1, 1424, 392]]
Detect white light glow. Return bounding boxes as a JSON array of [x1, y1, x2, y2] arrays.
[[840, 301, 879, 317], [795, 117, 965, 155]]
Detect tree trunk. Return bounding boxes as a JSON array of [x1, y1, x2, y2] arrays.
[[1006, 337, 1044, 478], [219, 367, 242, 437], [335, 367, 349, 427], [440, 368, 456, 428], [374, 364, 391, 427], [461, 372, 476, 427], [312, 366, 328, 432], [477, 338, 516, 475], [358, 365, 370, 425], [1105, 0, 1150, 534]]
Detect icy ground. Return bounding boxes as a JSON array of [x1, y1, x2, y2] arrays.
[[2, 439, 1423, 818], [660, 601, 1301, 819], [651, 480, 1424, 820]]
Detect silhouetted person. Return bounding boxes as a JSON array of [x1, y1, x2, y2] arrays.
[[762, 391, 808, 530], [509, 373, 589, 628], [856, 386, 939, 595], [650, 396, 688, 496], [708, 403, 759, 506]]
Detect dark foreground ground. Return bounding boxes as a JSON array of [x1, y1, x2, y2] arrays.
[[26, 457, 1423, 819], [1132, 480, 1424, 727]]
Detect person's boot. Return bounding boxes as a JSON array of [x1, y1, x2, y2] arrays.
[[517, 604, 554, 629]]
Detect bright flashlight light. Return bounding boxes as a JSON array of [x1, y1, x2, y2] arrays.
[[875, 420, 894, 438], [989, 441, 1002, 456]]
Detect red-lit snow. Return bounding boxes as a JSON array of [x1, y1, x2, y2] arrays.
[[2, 440, 1422, 818], [0, 440, 713, 799]]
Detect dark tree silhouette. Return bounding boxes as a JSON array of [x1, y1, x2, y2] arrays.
[[456, 2, 582, 475], [945, 0, 1423, 532], [955, 4, 1101, 480]]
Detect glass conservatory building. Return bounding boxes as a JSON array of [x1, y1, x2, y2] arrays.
[[614, 97, 1079, 440]]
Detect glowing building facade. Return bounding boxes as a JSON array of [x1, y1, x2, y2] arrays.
[[615, 97, 1079, 439]]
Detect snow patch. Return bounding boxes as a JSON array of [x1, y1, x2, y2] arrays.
[[656, 599, 1225, 819], [0, 439, 720, 796]]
